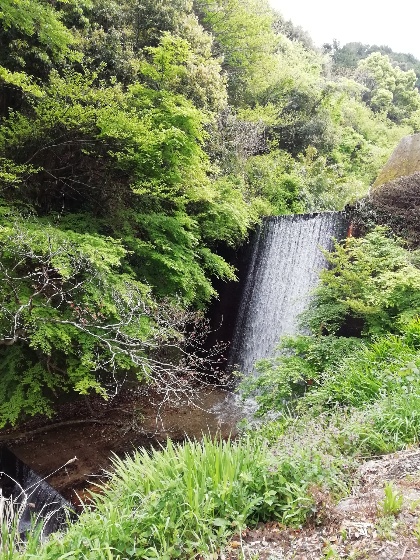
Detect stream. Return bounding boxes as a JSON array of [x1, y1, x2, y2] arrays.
[[1, 211, 348, 528]]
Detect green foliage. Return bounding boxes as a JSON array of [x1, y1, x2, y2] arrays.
[[305, 330, 420, 410], [195, 0, 278, 105], [140, 30, 227, 113], [330, 41, 420, 89], [0, 0, 75, 73], [15, 436, 348, 559], [303, 227, 420, 337], [357, 53, 420, 124], [240, 335, 364, 415], [379, 482, 404, 516], [244, 151, 305, 214], [0, 68, 243, 306], [0, 0, 78, 118], [0, 214, 159, 426]]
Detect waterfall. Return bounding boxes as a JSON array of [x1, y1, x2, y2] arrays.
[[0, 446, 72, 536], [229, 212, 348, 375]]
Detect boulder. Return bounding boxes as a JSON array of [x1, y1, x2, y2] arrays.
[[372, 133, 420, 189], [364, 134, 420, 246]]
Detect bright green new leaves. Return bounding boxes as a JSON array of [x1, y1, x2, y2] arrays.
[[0, 0, 77, 115], [0, 0, 74, 65], [0, 214, 157, 426], [1, 69, 208, 204], [0, 69, 244, 307], [127, 212, 236, 305], [195, 0, 278, 105], [140, 32, 227, 112], [303, 227, 420, 337], [357, 53, 420, 124]]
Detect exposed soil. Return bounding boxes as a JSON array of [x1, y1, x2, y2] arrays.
[[224, 448, 420, 560], [1, 383, 243, 507]]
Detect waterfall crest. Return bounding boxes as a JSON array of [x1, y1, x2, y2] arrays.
[[229, 212, 348, 375]]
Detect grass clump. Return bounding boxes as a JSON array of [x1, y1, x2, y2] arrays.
[[16, 436, 346, 559], [378, 482, 404, 517]]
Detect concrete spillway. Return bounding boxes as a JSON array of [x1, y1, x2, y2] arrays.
[[229, 212, 348, 375]]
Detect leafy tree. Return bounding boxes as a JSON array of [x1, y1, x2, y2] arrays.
[[272, 12, 315, 52], [0, 0, 77, 115], [0, 58, 246, 423], [194, 0, 278, 105], [0, 212, 227, 427], [0, 0, 75, 76], [356, 53, 420, 124], [329, 41, 420, 88], [0, 66, 244, 305]]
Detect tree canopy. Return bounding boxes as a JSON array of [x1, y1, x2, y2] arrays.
[[1, 0, 420, 426]]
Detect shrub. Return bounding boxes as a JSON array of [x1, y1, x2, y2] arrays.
[[302, 227, 420, 337], [240, 334, 363, 415]]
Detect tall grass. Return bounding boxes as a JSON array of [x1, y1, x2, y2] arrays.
[[0, 489, 22, 560], [16, 435, 349, 560], [0, 476, 46, 560]]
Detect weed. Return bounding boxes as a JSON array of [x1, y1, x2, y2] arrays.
[[378, 482, 404, 517], [323, 542, 339, 558], [375, 515, 398, 539], [413, 517, 420, 543], [409, 498, 420, 512]]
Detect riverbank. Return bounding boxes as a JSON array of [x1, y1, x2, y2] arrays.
[[1, 384, 242, 504], [225, 448, 420, 559]]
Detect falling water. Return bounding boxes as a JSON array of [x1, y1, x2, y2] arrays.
[[0, 446, 71, 535], [229, 212, 348, 375]]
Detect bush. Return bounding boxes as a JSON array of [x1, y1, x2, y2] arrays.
[[240, 334, 364, 415], [302, 227, 420, 337]]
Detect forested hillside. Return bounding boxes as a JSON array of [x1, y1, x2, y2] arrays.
[[328, 40, 420, 88], [1, 0, 420, 427]]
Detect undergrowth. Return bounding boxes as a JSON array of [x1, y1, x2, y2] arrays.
[[7, 437, 348, 559], [8, 228, 420, 558]]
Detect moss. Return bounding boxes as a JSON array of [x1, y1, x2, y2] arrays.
[[373, 133, 420, 188]]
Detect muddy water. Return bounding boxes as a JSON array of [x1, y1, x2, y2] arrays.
[[8, 386, 244, 504]]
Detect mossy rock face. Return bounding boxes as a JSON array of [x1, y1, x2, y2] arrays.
[[351, 134, 420, 246], [369, 171, 420, 244], [373, 133, 420, 189]]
